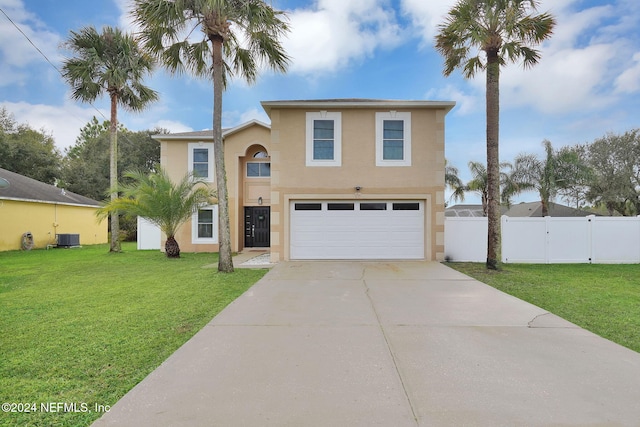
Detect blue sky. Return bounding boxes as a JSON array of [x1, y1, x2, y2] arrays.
[[1, 0, 639, 204]]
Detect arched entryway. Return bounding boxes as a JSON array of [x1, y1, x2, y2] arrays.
[[240, 145, 271, 249]]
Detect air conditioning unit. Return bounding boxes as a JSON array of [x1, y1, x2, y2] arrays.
[[57, 234, 80, 248]]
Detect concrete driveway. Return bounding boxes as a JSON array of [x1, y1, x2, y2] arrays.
[[93, 261, 640, 426]]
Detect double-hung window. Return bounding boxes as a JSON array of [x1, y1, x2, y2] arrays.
[[306, 112, 342, 166], [192, 205, 218, 244], [188, 142, 214, 182], [376, 112, 411, 166]]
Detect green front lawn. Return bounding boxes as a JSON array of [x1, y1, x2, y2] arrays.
[[448, 263, 640, 353], [0, 243, 267, 427]]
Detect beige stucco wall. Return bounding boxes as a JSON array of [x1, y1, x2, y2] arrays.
[[0, 199, 107, 251], [159, 124, 271, 253], [268, 107, 448, 262]]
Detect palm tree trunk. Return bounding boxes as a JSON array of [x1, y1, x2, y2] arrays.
[[109, 92, 121, 253], [541, 199, 549, 217], [165, 236, 180, 258], [486, 51, 500, 270], [212, 36, 234, 273]]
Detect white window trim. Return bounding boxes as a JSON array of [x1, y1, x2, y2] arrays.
[[375, 111, 411, 167], [192, 205, 219, 244], [306, 111, 342, 167], [188, 142, 215, 182]]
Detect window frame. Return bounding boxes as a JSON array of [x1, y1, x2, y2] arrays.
[[375, 111, 412, 167], [188, 142, 215, 182], [192, 205, 219, 244], [246, 162, 271, 178], [306, 111, 342, 167]]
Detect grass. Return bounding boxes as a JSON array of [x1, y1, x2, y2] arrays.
[[0, 243, 268, 427], [447, 263, 640, 354]]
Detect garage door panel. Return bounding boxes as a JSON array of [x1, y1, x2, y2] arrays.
[[290, 200, 425, 260]]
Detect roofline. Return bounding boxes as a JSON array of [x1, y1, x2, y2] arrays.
[[152, 119, 270, 141], [261, 99, 456, 116], [224, 119, 270, 137], [0, 196, 100, 208]]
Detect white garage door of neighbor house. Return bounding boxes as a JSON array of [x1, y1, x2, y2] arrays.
[[290, 201, 425, 260]]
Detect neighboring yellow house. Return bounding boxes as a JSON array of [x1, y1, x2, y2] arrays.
[[0, 168, 108, 251], [153, 99, 455, 262]]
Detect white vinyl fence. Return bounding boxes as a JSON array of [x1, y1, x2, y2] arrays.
[[444, 217, 487, 262], [445, 215, 640, 264], [137, 217, 162, 250]]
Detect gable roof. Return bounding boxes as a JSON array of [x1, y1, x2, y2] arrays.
[[0, 168, 101, 207], [261, 98, 456, 116], [503, 201, 596, 217], [152, 119, 270, 141]]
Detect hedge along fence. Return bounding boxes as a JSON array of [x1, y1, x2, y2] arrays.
[[444, 216, 640, 264]]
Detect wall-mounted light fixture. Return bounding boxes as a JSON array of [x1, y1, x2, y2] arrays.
[[258, 196, 263, 205], [355, 186, 361, 192]]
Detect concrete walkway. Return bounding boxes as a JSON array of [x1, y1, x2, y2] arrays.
[[93, 262, 640, 426]]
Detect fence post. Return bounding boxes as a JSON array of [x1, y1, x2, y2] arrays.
[[544, 216, 550, 264], [587, 215, 595, 263]]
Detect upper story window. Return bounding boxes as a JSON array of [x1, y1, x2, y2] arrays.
[[376, 112, 411, 167], [306, 111, 342, 167], [247, 162, 271, 177], [188, 142, 214, 182]]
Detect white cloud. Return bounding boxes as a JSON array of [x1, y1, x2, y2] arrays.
[[284, 0, 403, 74], [114, 0, 148, 36], [615, 52, 640, 93], [1, 101, 105, 150], [403, 0, 640, 116], [222, 108, 270, 128], [151, 120, 193, 133], [426, 85, 478, 115], [500, 43, 618, 113], [400, 0, 454, 43], [0, 0, 62, 85]]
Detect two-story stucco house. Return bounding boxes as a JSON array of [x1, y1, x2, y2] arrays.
[[153, 99, 455, 262]]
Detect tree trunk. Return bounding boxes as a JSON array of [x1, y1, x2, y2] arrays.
[[109, 92, 121, 253], [165, 236, 180, 258], [485, 51, 500, 270], [212, 36, 234, 273], [541, 198, 549, 217]]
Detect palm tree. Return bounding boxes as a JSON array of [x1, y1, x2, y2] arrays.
[[97, 168, 215, 258], [62, 26, 158, 253], [466, 160, 529, 215], [513, 140, 591, 216], [435, 0, 555, 269], [445, 159, 466, 204], [133, 0, 291, 273]]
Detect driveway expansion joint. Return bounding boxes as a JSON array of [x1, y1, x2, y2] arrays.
[[362, 278, 419, 426]]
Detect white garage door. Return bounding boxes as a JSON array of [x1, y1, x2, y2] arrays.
[[290, 201, 425, 260]]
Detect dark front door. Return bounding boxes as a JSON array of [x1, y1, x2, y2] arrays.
[[245, 207, 270, 248]]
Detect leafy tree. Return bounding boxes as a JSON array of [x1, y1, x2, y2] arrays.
[[97, 168, 215, 258], [513, 140, 592, 217], [0, 108, 62, 183], [61, 118, 162, 239], [586, 130, 640, 216], [435, 0, 555, 269], [62, 26, 159, 253], [557, 144, 593, 209], [133, 0, 290, 272], [61, 118, 162, 199]]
